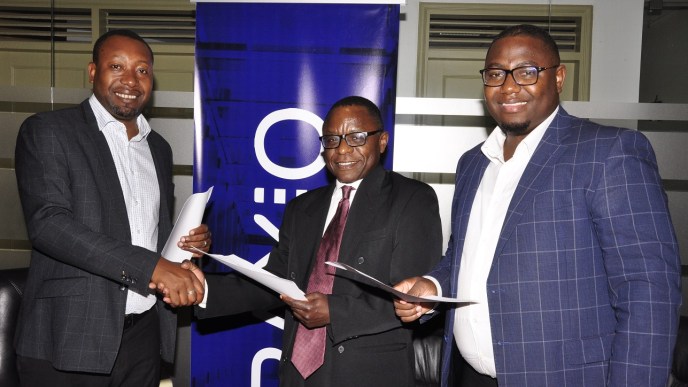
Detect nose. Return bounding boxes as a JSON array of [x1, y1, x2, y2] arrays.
[[336, 138, 353, 154], [500, 72, 521, 93], [120, 69, 138, 86]]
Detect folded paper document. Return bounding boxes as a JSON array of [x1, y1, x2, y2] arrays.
[[193, 249, 306, 301], [326, 261, 476, 303], [162, 187, 213, 263]]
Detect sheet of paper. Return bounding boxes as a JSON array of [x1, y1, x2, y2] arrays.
[[325, 261, 476, 303], [195, 249, 307, 301], [162, 187, 213, 263]]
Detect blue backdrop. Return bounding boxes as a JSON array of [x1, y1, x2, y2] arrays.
[[192, 3, 399, 385]]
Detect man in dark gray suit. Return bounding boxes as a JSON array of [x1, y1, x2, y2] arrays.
[[182, 96, 443, 387], [14, 29, 210, 386]]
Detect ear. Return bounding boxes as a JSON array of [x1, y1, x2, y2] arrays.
[[88, 62, 97, 84], [378, 131, 389, 153], [555, 64, 567, 94]]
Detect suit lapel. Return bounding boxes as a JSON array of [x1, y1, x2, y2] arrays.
[[80, 100, 132, 242], [338, 166, 386, 264], [147, 133, 172, 250], [301, 184, 335, 283], [453, 152, 490, 250], [493, 109, 573, 259], [450, 150, 489, 296]]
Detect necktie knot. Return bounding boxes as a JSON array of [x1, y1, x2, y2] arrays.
[[341, 185, 353, 200]]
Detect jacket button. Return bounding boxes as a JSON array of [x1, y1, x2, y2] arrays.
[[290, 272, 296, 280], [357, 257, 364, 264], [338, 345, 344, 354]]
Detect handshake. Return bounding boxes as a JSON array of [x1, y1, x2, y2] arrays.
[[148, 225, 209, 308]]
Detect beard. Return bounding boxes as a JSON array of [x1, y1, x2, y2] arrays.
[[109, 103, 142, 120], [499, 121, 531, 136]]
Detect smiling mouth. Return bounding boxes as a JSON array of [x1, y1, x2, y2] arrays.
[[115, 92, 138, 101], [336, 161, 357, 168], [501, 101, 526, 107]]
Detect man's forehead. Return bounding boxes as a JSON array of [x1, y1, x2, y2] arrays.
[[325, 107, 371, 124], [99, 36, 153, 60], [487, 35, 552, 59]]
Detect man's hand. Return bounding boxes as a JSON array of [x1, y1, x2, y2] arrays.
[[281, 292, 330, 329], [178, 224, 212, 257], [149, 258, 205, 307], [393, 277, 438, 323], [181, 259, 205, 285]]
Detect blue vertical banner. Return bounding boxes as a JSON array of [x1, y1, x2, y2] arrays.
[[192, 2, 399, 386]]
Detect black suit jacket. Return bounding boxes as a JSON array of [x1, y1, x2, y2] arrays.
[[14, 99, 176, 373], [198, 165, 443, 387]]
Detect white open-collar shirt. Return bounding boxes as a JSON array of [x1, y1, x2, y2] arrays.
[[90, 95, 159, 315], [451, 107, 558, 377]]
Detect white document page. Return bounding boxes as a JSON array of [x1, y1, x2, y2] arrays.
[[325, 261, 476, 303], [162, 186, 213, 263], [195, 250, 307, 301]]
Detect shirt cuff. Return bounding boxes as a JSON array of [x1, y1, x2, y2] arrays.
[[422, 275, 441, 315], [198, 279, 209, 308], [423, 275, 442, 297]]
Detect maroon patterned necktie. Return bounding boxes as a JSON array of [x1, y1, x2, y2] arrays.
[[291, 185, 353, 379]]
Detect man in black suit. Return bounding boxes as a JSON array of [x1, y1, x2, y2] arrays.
[[14, 29, 210, 386], [184, 96, 443, 387]]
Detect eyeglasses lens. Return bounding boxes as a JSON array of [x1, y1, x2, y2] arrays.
[[482, 66, 539, 87]]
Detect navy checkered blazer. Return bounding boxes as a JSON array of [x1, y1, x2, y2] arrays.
[[428, 107, 682, 387]]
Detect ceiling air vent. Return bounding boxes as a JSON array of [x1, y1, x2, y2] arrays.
[[429, 16, 581, 52], [0, 6, 91, 42], [105, 10, 196, 45]]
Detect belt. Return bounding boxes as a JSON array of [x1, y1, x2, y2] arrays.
[[123, 308, 153, 330]]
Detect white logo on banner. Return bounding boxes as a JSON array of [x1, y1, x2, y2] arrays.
[[254, 108, 325, 180]]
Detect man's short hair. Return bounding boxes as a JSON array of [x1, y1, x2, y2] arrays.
[[325, 96, 384, 129], [490, 24, 561, 63], [92, 29, 154, 64]]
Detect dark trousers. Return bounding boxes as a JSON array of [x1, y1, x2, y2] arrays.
[[17, 307, 161, 387], [450, 347, 498, 387]]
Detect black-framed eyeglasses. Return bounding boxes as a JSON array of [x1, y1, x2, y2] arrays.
[[319, 130, 382, 149], [479, 65, 559, 87]]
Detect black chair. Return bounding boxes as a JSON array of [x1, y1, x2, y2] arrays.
[[413, 314, 443, 386], [671, 315, 688, 387], [0, 268, 178, 387], [0, 268, 28, 387]]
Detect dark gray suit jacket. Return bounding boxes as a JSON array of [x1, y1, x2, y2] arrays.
[[14, 99, 177, 373], [198, 165, 443, 387]]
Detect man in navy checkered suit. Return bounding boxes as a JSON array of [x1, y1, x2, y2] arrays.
[[394, 24, 681, 387]]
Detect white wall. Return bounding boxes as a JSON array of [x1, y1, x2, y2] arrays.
[[397, 0, 645, 103]]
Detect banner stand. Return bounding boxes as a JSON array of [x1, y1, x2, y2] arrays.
[[192, 1, 401, 385]]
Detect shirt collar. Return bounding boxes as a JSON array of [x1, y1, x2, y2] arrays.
[[335, 179, 362, 191], [89, 94, 151, 140], [481, 106, 559, 163]]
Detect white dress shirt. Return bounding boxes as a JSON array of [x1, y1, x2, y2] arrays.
[[451, 107, 557, 377], [323, 179, 360, 235], [90, 95, 160, 315], [200, 178, 361, 307]]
